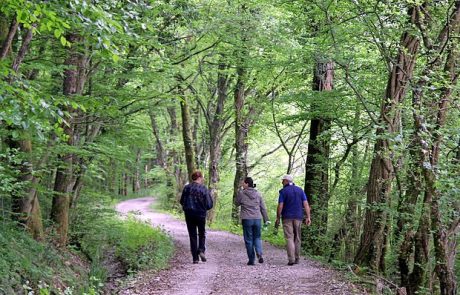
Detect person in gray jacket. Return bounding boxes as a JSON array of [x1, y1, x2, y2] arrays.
[[236, 177, 269, 265]]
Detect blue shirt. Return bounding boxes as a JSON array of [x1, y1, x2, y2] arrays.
[[278, 183, 307, 220]]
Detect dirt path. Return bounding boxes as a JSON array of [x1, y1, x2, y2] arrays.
[[116, 197, 366, 295]]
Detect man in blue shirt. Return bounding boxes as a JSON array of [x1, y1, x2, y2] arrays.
[[275, 174, 311, 265]]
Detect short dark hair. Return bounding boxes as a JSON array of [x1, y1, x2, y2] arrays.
[[191, 170, 203, 181], [244, 177, 256, 188]]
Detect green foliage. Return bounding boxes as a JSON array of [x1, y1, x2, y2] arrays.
[[0, 223, 90, 294], [70, 190, 173, 278]]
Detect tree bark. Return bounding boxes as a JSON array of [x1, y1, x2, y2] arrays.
[[0, 16, 18, 60], [149, 109, 166, 168], [399, 3, 460, 293], [180, 95, 196, 182], [207, 63, 228, 223], [134, 149, 141, 193], [2, 21, 43, 238], [232, 66, 255, 224], [303, 59, 333, 256], [50, 33, 84, 246], [354, 6, 421, 272]]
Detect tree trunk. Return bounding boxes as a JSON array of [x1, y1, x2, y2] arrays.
[[0, 16, 18, 59], [149, 109, 166, 168], [354, 6, 421, 272], [303, 59, 333, 256], [232, 66, 251, 224], [2, 21, 43, 238], [207, 63, 227, 223], [134, 149, 141, 193], [329, 110, 361, 261], [167, 106, 185, 201], [50, 33, 84, 246], [180, 95, 196, 182]]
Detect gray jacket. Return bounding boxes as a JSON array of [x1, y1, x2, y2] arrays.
[[236, 188, 269, 222]]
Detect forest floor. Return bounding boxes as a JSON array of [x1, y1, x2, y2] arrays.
[[115, 197, 367, 295]]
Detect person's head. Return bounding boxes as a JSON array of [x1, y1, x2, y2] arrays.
[[243, 177, 256, 189], [191, 170, 204, 184], [281, 174, 293, 186]]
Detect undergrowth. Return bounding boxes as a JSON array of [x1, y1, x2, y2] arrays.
[[71, 189, 174, 280], [0, 222, 92, 295]]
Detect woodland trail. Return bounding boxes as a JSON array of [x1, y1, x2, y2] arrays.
[[116, 197, 366, 295]]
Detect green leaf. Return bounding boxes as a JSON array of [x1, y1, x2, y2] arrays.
[[54, 29, 61, 38], [60, 36, 67, 46]]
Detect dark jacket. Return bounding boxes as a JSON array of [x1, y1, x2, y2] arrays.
[[236, 188, 269, 222], [180, 182, 213, 218]]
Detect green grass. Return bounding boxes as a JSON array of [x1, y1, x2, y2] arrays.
[[0, 222, 91, 294], [71, 189, 174, 279]]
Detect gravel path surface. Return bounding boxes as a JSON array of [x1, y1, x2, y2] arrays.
[[116, 197, 366, 295]]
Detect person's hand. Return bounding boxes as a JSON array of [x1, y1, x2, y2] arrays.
[[274, 219, 280, 228], [305, 217, 311, 226]]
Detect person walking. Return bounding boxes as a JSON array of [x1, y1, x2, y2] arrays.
[[275, 174, 311, 265], [236, 177, 270, 265], [180, 170, 213, 264]]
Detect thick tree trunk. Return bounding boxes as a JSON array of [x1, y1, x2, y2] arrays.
[[354, 7, 421, 272], [50, 33, 84, 246], [180, 95, 196, 182], [303, 59, 333, 256]]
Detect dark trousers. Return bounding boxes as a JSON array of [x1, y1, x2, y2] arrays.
[[185, 213, 207, 261]]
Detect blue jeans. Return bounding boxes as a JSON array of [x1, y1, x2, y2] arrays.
[[242, 219, 262, 263]]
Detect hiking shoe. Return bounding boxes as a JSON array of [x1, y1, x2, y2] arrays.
[[294, 258, 299, 264], [198, 251, 207, 262], [193, 260, 199, 264], [258, 255, 264, 263], [287, 261, 295, 266], [247, 261, 255, 266]]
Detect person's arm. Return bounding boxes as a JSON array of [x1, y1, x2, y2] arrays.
[[180, 186, 187, 206], [206, 188, 213, 210], [259, 194, 269, 223], [275, 202, 283, 227], [303, 200, 311, 226], [236, 191, 243, 206]]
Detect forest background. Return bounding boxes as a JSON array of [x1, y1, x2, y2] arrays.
[[0, 0, 458, 294]]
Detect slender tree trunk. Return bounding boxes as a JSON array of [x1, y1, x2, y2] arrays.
[[303, 59, 333, 256], [149, 109, 166, 168], [0, 16, 18, 59], [2, 22, 43, 238], [354, 6, 421, 272], [329, 110, 361, 261], [180, 95, 196, 182], [232, 66, 250, 224], [207, 63, 227, 223], [133, 149, 141, 193], [167, 106, 184, 201]]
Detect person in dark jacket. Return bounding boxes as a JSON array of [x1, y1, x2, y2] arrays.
[[180, 170, 213, 264], [236, 177, 269, 265], [275, 174, 311, 265]]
